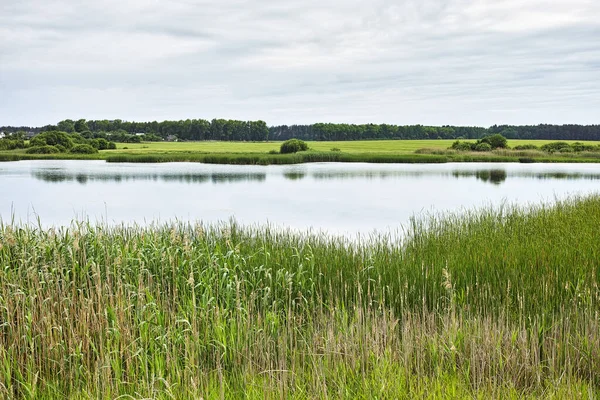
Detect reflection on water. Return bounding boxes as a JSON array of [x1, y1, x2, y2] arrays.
[[308, 169, 600, 185], [453, 170, 507, 185], [26, 167, 600, 186], [2, 161, 600, 235], [32, 171, 267, 184], [283, 172, 306, 181]]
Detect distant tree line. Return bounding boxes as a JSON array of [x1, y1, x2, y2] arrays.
[[2, 120, 600, 142], [269, 124, 600, 141], [35, 119, 270, 142]]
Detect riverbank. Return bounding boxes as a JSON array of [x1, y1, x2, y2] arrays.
[[3, 139, 600, 164], [3, 150, 600, 164], [1, 195, 600, 398]]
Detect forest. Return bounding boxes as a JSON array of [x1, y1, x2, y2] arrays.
[[269, 123, 600, 141], [2, 119, 600, 142]]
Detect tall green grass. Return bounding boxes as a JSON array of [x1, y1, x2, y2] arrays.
[[1, 196, 600, 398], [104, 152, 448, 164]]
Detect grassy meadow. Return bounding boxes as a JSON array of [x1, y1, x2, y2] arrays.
[[103, 139, 600, 154], [1, 195, 600, 398], [4, 139, 600, 164]]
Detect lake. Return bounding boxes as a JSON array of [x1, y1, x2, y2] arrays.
[[1, 160, 599, 235]]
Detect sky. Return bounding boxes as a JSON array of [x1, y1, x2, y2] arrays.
[[1, 0, 599, 127]]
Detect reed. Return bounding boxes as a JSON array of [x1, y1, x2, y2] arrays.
[[1, 196, 600, 398]]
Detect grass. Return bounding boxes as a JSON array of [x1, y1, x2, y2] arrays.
[[1, 195, 600, 398], [102, 140, 600, 154], [3, 139, 600, 164]]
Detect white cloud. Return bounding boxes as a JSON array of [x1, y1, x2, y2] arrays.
[[0, 0, 599, 126]]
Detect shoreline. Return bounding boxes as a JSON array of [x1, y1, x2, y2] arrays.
[[3, 151, 600, 164]]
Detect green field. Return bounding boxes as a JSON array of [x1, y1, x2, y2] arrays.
[[105, 139, 600, 154], [2, 196, 600, 398], [4, 139, 600, 164]]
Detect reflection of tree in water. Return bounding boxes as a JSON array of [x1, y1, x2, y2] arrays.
[[476, 169, 507, 185], [30, 168, 600, 187], [32, 171, 266, 185], [284, 172, 306, 180], [313, 170, 600, 183], [452, 170, 507, 185]]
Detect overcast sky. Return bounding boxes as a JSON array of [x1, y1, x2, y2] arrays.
[[1, 0, 599, 127]]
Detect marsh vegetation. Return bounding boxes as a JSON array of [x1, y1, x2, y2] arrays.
[[1, 196, 600, 398]]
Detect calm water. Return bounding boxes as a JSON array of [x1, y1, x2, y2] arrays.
[[1, 160, 600, 235]]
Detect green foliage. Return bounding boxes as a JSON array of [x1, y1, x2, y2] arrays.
[[0, 138, 26, 150], [68, 132, 88, 144], [540, 141, 600, 153], [74, 119, 89, 133], [30, 131, 74, 149], [1, 197, 600, 397], [571, 142, 600, 152], [559, 147, 574, 153], [280, 138, 308, 154], [140, 133, 163, 141], [90, 138, 111, 150], [451, 134, 507, 151], [474, 142, 492, 152], [330, 147, 341, 152], [450, 140, 475, 151], [26, 145, 60, 154], [480, 133, 508, 149], [56, 119, 75, 133], [70, 144, 98, 154], [541, 142, 571, 152], [514, 144, 539, 150]]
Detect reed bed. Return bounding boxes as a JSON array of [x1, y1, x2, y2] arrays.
[[1, 196, 600, 398]]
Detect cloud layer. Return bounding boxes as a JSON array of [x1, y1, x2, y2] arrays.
[[1, 0, 599, 126]]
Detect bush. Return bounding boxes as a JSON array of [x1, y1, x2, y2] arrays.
[[474, 143, 492, 152], [571, 142, 599, 152], [268, 149, 279, 154], [0, 139, 26, 150], [558, 147, 574, 153], [90, 138, 111, 150], [26, 145, 60, 154], [514, 144, 539, 150], [68, 133, 88, 144], [450, 140, 475, 151], [280, 139, 308, 154], [30, 131, 74, 149], [480, 134, 508, 149], [330, 147, 341, 152], [541, 142, 570, 152], [70, 144, 98, 154], [108, 142, 117, 150]]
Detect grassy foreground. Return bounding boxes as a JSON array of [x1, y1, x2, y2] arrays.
[[1, 197, 600, 398]]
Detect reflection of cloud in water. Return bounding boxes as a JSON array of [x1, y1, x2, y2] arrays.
[[32, 171, 267, 185]]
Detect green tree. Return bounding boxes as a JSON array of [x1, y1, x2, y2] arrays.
[[57, 120, 75, 133], [74, 119, 89, 133]]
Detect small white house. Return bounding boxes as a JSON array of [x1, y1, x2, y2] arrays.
[[0, 132, 5, 139]]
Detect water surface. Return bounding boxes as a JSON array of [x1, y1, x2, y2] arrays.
[[1, 161, 599, 235]]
